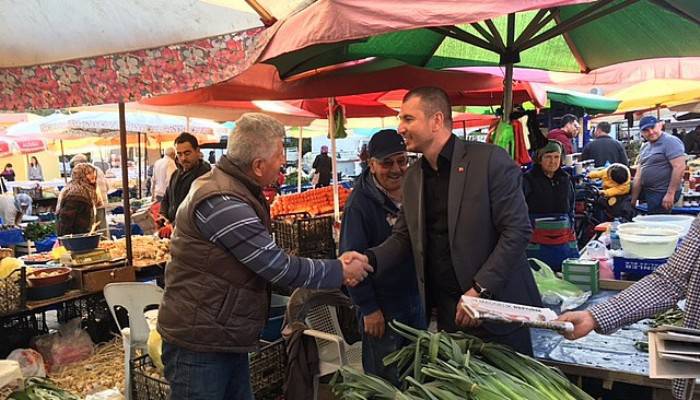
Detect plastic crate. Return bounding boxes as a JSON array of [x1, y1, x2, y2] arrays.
[[272, 213, 335, 257], [131, 356, 169, 400], [131, 339, 286, 400], [0, 267, 26, 317], [613, 256, 667, 280]]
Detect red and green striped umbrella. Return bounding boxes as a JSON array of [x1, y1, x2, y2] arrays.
[[258, 0, 700, 77]]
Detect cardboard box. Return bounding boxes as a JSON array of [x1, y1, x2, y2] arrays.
[[562, 259, 599, 294], [649, 325, 700, 379]]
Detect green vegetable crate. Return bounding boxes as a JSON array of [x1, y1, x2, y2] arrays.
[[562, 259, 599, 294]]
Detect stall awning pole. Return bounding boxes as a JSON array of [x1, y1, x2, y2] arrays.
[[60, 140, 68, 183], [118, 102, 133, 266], [502, 13, 516, 122], [297, 127, 303, 193], [137, 131, 142, 199], [328, 98, 340, 222]]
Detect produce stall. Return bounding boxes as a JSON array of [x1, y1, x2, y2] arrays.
[[533, 288, 696, 399]]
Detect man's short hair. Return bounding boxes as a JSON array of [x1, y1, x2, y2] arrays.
[[403, 87, 453, 128], [174, 132, 199, 149], [596, 122, 611, 134], [227, 113, 285, 167], [560, 114, 578, 128]]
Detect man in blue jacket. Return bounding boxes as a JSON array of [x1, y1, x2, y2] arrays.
[[339, 129, 424, 385]]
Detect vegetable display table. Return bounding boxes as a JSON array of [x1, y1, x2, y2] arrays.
[[533, 290, 699, 399]]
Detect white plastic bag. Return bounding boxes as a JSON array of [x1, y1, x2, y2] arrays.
[[6, 349, 46, 378]]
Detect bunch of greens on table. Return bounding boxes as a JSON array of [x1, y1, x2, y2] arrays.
[[23, 222, 56, 242], [331, 321, 593, 400]]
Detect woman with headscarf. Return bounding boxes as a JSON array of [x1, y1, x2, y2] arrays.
[[522, 141, 578, 271], [56, 163, 98, 236]]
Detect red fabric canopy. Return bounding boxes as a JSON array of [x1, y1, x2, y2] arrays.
[[142, 63, 538, 118]]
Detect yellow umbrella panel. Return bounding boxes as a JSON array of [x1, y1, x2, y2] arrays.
[[610, 80, 700, 113]]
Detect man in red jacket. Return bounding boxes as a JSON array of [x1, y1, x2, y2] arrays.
[[547, 114, 579, 155]]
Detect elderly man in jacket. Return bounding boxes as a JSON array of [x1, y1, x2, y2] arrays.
[[340, 129, 424, 385], [157, 113, 372, 400], [366, 87, 541, 355]]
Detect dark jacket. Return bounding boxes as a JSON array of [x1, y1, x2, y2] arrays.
[[159, 160, 211, 222], [367, 139, 541, 352], [157, 156, 270, 353], [340, 168, 420, 317], [312, 154, 332, 186], [522, 164, 575, 216], [581, 135, 629, 167], [547, 129, 574, 154], [56, 197, 94, 236]]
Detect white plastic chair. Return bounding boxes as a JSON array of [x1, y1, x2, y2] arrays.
[[303, 304, 363, 400], [103, 282, 164, 400]]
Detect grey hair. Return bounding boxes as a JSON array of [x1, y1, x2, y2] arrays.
[[227, 113, 285, 167]]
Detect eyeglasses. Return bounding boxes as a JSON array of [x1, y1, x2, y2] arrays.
[[378, 156, 409, 168]]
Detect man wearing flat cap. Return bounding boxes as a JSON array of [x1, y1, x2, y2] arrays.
[[631, 116, 686, 213], [339, 129, 424, 385]]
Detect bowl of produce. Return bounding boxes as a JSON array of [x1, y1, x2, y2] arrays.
[[58, 233, 101, 252], [27, 267, 71, 288], [618, 224, 680, 259]]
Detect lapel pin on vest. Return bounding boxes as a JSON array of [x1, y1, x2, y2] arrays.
[[457, 166, 465, 173]]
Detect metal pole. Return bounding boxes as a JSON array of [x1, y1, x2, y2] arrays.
[[60, 140, 68, 183], [144, 132, 149, 197], [118, 102, 133, 266], [297, 127, 303, 193], [656, 104, 661, 119], [503, 64, 514, 122], [503, 13, 516, 122], [328, 98, 340, 222], [137, 131, 142, 199]]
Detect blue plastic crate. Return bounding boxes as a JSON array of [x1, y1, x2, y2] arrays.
[[613, 257, 667, 280]]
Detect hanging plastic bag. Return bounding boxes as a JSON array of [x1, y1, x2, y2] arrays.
[[6, 348, 46, 378], [530, 258, 590, 311]]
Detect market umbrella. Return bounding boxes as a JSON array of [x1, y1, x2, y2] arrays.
[[251, 0, 700, 116], [606, 80, 700, 112]]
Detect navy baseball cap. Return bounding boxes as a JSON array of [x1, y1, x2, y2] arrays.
[[368, 129, 406, 160], [639, 116, 659, 131]]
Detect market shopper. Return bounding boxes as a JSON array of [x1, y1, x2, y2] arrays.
[[522, 141, 578, 271], [547, 114, 579, 155], [157, 113, 372, 400], [28, 156, 43, 181], [70, 154, 108, 231], [150, 147, 177, 202], [56, 164, 98, 235], [340, 129, 425, 384], [1, 163, 15, 182], [580, 122, 629, 167], [558, 214, 700, 400], [312, 145, 332, 187], [159, 132, 211, 225], [630, 116, 686, 213], [365, 87, 541, 355]]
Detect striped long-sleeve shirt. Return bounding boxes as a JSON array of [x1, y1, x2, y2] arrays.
[[194, 194, 343, 289], [589, 215, 700, 399]]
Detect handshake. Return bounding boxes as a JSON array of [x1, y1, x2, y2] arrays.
[[339, 251, 373, 287]]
